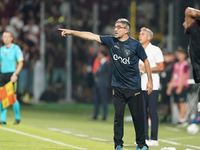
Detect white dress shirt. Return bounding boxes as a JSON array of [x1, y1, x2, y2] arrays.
[[139, 43, 164, 90]]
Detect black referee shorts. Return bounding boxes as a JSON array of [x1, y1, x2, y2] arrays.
[[0, 73, 17, 93]]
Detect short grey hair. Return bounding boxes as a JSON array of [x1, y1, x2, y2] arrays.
[[115, 18, 130, 35], [140, 27, 153, 40]]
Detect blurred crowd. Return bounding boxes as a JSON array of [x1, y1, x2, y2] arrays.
[[0, 0, 132, 102]]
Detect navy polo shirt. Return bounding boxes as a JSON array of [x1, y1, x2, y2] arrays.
[[100, 35, 147, 89]]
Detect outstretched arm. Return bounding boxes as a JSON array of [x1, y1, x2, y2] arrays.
[[58, 28, 102, 43]]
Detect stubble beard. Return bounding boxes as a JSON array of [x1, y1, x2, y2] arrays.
[[115, 34, 122, 40]]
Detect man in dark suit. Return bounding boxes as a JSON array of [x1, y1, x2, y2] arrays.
[[92, 49, 111, 120]]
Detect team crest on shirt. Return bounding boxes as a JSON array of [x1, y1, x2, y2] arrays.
[[124, 49, 130, 56]]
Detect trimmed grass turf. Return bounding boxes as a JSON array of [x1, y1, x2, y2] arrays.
[[0, 103, 199, 150]]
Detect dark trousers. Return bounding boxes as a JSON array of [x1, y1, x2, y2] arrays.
[[93, 86, 108, 120], [113, 87, 147, 149], [142, 90, 159, 140]]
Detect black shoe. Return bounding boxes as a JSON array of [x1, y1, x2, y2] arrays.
[[0, 121, 6, 125], [14, 119, 20, 125]]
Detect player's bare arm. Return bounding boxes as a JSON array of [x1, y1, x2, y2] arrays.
[[58, 28, 102, 43], [10, 61, 23, 83], [184, 7, 200, 28], [186, 7, 200, 18], [151, 62, 164, 73], [176, 72, 188, 95], [139, 62, 164, 73], [143, 58, 153, 95]]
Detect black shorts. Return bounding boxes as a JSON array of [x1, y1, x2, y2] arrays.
[[0, 73, 17, 93], [173, 88, 188, 103]]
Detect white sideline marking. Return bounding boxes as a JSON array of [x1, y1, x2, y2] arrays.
[[47, 128, 61, 131], [74, 134, 89, 138], [159, 139, 182, 145], [0, 126, 87, 150], [61, 131, 72, 134], [90, 137, 108, 142], [48, 128, 108, 142], [123, 144, 134, 146], [164, 126, 183, 132], [159, 139, 200, 150], [168, 136, 197, 141], [48, 128, 72, 134], [47, 128, 200, 149], [183, 144, 200, 149]]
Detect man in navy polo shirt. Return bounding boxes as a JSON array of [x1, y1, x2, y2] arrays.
[[58, 18, 153, 150]]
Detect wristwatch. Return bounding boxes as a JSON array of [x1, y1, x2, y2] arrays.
[[13, 73, 18, 76]]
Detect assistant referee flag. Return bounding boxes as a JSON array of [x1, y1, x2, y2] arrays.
[[0, 81, 16, 109]]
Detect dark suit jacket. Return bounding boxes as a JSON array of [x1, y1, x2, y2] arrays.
[[94, 59, 111, 88]]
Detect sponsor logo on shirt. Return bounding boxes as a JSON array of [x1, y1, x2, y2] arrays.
[[113, 54, 130, 64], [114, 45, 120, 49]]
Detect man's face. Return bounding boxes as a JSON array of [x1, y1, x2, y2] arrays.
[[175, 51, 186, 60], [2, 32, 13, 45], [139, 30, 151, 45], [97, 52, 103, 60], [114, 22, 127, 39]]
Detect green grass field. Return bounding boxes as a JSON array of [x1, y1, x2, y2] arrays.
[[0, 103, 199, 150]]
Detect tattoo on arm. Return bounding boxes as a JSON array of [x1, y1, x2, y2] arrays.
[[188, 8, 200, 18]]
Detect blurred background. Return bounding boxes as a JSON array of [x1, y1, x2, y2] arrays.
[[0, 0, 199, 107]]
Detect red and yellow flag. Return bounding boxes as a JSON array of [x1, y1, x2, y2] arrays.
[[0, 81, 16, 109]]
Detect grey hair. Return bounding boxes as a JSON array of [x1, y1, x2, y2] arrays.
[[140, 27, 153, 40], [115, 18, 130, 35]]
